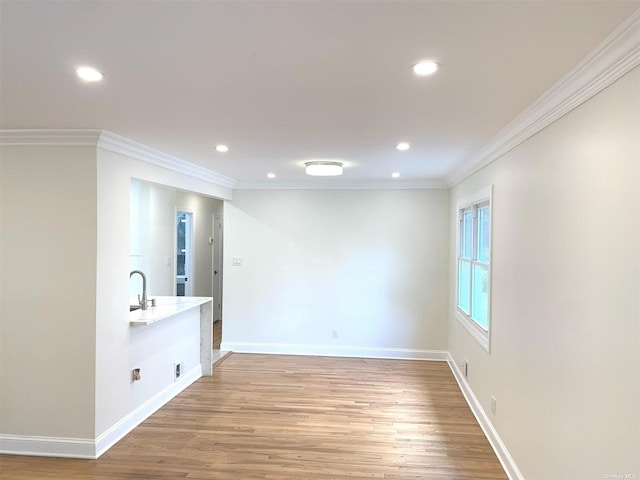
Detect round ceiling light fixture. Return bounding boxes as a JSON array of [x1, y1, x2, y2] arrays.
[[391, 172, 400, 178], [412, 61, 439, 76], [215, 144, 229, 153], [267, 172, 276, 179], [396, 142, 410, 151], [305, 161, 343, 176], [76, 66, 103, 82]]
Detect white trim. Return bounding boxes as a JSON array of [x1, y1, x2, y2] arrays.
[[1, 353, 523, 479], [0, 365, 202, 459], [234, 181, 448, 190], [456, 310, 491, 351], [447, 9, 640, 186], [97, 131, 237, 189], [0, 434, 96, 459], [221, 342, 449, 361], [94, 364, 201, 458], [0, 129, 102, 146], [1, 11, 638, 192], [447, 353, 525, 480], [455, 185, 493, 352], [457, 185, 493, 210], [0, 129, 237, 190]]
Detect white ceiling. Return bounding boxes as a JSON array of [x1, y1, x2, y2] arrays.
[[0, 1, 637, 188]]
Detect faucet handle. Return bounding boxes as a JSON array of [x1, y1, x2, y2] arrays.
[[137, 294, 142, 306]]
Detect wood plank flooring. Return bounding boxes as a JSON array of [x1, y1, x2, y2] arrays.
[[0, 354, 507, 479], [213, 320, 222, 350]]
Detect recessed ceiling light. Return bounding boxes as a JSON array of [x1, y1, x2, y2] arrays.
[[305, 161, 343, 176], [391, 172, 400, 178], [412, 61, 439, 76], [267, 173, 276, 179], [215, 145, 229, 153], [76, 66, 103, 82], [396, 142, 410, 151]]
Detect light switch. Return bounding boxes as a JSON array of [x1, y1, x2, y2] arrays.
[[232, 257, 243, 266]]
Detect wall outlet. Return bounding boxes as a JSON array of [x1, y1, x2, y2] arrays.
[[331, 329, 338, 339], [174, 361, 184, 381], [491, 395, 497, 415], [463, 358, 469, 378], [232, 257, 242, 266]]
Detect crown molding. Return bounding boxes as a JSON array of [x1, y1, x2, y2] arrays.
[[446, 8, 640, 187], [0, 129, 102, 146], [0, 129, 237, 190], [97, 131, 237, 189], [234, 180, 448, 190]]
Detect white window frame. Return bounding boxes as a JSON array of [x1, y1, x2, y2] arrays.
[[455, 185, 493, 352]]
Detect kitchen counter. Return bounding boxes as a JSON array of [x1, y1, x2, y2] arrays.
[[129, 296, 213, 326]]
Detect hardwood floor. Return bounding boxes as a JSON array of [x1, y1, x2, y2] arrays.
[[213, 320, 222, 350], [0, 354, 507, 479]]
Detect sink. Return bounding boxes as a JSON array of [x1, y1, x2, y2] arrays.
[[130, 305, 142, 312]]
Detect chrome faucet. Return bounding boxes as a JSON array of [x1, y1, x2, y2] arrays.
[[130, 270, 148, 310]]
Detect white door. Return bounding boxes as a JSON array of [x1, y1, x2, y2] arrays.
[[212, 215, 223, 322]]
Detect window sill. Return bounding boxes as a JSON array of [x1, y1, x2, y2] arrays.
[[456, 309, 490, 353]]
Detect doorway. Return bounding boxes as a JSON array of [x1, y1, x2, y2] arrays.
[[176, 210, 194, 296], [211, 214, 227, 364]]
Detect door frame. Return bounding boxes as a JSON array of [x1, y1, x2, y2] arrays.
[[174, 208, 196, 296]]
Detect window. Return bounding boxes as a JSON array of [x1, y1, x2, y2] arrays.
[[456, 186, 492, 351]]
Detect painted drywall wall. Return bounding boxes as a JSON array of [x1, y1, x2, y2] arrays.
[[223, 189, 449, 355], [0, 140, 230, 448], [129, 180, 175, 296], [448, 67, 640, 478], [129, 180, 222, 299], [96, 148, 229, 437], [175, 190, 223, 298], [0, 146, 97, 439]]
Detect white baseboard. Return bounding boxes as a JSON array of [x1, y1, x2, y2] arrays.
[[1, 350, 523, 479], [94, 365, 202, 457], [0, 434, 96, 459], [221, 341, 449, 361], [446, 353, 525, 480], [0, 365, 202, 459]]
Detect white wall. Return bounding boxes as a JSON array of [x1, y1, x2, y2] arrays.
[[0, 141, 230, 451], [96, 147, 229, 438], [448, 67, 640, 478], [223, 189, 449, 355], [129, 180, 222, 299], [129, 180, 176, 296], [0, 146, 97, 439], [175, 190, 223, 297]]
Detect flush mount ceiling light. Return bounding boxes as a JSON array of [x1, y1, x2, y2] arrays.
[[76, 66, 103, 82], [391, 172, 400, 178], [396, 142, 410, 151], [412, 61, 439, 76], [267, 172, 276, 179], [305, 161, 343, 176], [215, 144, 229, 153]]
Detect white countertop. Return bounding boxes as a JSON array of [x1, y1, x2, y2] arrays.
[[129, 296, 212, 326]]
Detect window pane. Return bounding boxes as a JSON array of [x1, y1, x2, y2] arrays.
[[458, 260, 471, 314], [471, 264, 489, 329], [477, 204, 490, 263], [461, 209, 472, 258]]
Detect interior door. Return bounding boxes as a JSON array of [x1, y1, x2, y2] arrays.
[[212, 215, 223, 322]]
